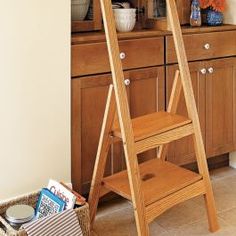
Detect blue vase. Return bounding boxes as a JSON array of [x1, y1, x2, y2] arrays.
[[206, 9, 223, 26]]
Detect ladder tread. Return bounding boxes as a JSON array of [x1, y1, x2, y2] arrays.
[[112, 111, 192, 142], [102, 159, 202, 206]]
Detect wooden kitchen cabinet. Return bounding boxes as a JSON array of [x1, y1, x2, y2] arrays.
[[71, 26, 236, 194], [71, 67, 165, 194], [205, 58, 236, 157], [166, 61, 206, 165], [166, 57, 236, 166]]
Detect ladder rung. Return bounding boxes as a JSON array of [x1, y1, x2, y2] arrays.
[[112, 111, 192, 142], [145, 179, 206, 223], [135, 123, 194, 154], [102, 159, 202, 206]]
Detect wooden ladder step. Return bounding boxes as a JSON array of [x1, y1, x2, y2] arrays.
[[112, 111, 193, 153], [145, 179, 206, 223], [135, 122, 194, 154], [112, 111, 191, 141], [102, 158, 202, 206]]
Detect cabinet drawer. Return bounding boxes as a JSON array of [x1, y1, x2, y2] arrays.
[[72, 37, 164, 77], [166, 31, 236, 64]]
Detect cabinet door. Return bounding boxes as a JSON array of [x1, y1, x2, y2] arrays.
[[72, 74, 124, 194], [128, 67, 165, 162], [71, 67, 165, 194], [205, 58, 236, 157], [166, 62, 205, 165]]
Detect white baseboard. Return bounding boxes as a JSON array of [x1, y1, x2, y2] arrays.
[[229, 151, 236, 169]]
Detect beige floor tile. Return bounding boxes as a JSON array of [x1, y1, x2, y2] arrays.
[[210, 179, 236, 212], [210, 167, 236, 180], [97, 198, 132, 217], [218, 207, 236, 226], [94, 205, 168, 236], [166, 218, 234, 236], [94, 209, 135, 235], [192, 178, 236, 213], [154, 199, 207, 230], [220, 175, 236, 191], [215, 192, 236, 212], [129, 221, 168, 236], [149, 222, 168, 236]]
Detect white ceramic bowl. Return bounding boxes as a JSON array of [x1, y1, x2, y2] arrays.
[[114, 15, 136, 24], [115, 19, 136, 32], [72, 0, 90, 21], [113, 8, 136, 15], [113, 8, 136, 32], [114, 17, 136, 32]]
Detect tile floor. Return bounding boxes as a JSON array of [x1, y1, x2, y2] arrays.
[[92, 167, 236, 235]]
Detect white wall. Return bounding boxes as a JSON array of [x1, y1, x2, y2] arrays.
[[224, 0, 236, 24], [0, 1, 71, 201]]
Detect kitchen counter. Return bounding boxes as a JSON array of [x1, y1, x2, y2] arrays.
[[71, 24, 236, 44]]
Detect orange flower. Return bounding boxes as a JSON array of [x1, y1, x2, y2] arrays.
[[199, 0, 226, 12], [199, 0, 213, 9], [211, 0, 226, 11]]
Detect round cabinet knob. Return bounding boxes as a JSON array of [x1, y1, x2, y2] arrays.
[[120, 52, 126, 60], [208, 67, 214, 74], [200, 68, 207, 74], [204, 43, 210, 50], [124, 79, 130, 86]]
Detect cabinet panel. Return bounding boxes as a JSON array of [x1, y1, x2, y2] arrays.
[[71, 75, 113, 193], [166, 62, 205, 165], [128, 67, 165, 162], [206, 58, 236, 157]]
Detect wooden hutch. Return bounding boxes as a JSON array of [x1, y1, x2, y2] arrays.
[[71, 0, 236, 194]]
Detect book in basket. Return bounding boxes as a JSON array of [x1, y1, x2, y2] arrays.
[[47, 179, 76, 210], [35, 188, 66, 219]]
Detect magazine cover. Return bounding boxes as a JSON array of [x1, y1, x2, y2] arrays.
[[35, 188, 66, 219], [47, 179, 76, 210], [60, 182, 86, 206]]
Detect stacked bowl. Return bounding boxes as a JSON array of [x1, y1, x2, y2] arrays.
[[113, 8, 136, 32], [72, 0, 90, 21]]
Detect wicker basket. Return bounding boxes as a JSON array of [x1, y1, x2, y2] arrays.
[[0, 191, 90, 236]]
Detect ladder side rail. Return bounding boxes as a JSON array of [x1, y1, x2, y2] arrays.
[[88, 85, 116, 225], [100, 0, 149, 234], [166, 0, 219, 232], [166, 0, 207, 175], [159, 70, 182, 160]]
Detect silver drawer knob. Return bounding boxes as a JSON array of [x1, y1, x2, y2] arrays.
[[204, 43, 210, 50], [200, 68, 207, 74], [208, 67, 214, 74], [120, 52, 126, 60], [124, 79, 130, 86]]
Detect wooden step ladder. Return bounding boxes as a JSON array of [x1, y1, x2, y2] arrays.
[[88, 0, 220, 235]]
